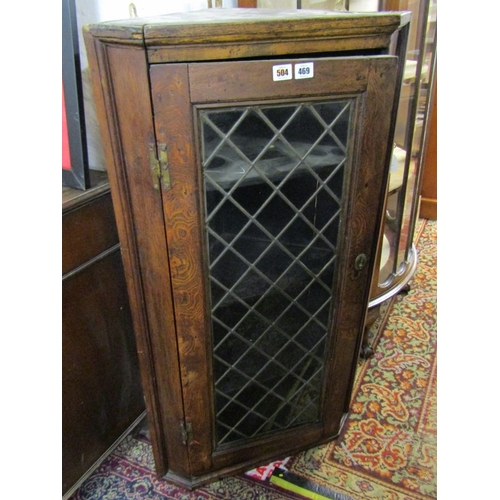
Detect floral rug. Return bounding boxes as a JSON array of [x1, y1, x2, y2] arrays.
[[285, 219, 437, 499], [69, 220, 436, 500]]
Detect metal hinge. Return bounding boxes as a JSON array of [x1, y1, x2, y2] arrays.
[[180, 420, 193, 446], [149, 143, 171, 191]]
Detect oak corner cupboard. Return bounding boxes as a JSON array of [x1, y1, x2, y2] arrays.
[[84, 8, 410, 488]]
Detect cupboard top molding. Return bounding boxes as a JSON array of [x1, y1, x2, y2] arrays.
[[85, 8, 411, 63]]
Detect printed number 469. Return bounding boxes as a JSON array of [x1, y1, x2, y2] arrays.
[[295, 63, 314, 79]]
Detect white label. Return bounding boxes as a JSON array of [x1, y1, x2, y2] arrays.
[[273, 64, 293, 82], [295, 62, 314, 80]]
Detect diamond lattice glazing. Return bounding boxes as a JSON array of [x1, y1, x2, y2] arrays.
[[200, 101, 352, 445]]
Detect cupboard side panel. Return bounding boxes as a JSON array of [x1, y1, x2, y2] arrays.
[[83, 34, 189, 476], [321, 57, 399, 436], [150, 64, 214, 476]]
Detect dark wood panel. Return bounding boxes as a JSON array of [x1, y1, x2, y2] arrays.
[[63, 179, 145, 496], [62, 192, 119, 275], [62, 249, 144, 495]]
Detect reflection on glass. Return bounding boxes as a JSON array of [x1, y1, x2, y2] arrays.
[[199, 101, 352, 445], [378, 0, 437, 287]]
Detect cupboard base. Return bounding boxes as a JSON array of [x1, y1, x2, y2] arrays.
[[162, 412, 349, 490]]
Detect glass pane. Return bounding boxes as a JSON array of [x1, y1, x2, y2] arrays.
[[378, 0, 437, 286], [199, 100, 353, 446]]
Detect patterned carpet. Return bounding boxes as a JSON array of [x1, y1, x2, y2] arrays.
[[286, 219, 437, 499], [69, 219, 437, 500]]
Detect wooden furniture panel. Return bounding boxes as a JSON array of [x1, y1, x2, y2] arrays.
[[62, 193, 118, 275], [62, 184, 144, 497], [84, 9, 409, 489]]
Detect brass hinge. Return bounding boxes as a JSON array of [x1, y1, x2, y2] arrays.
[[149, 143, 171, 191], [180, 420, 193, 446]]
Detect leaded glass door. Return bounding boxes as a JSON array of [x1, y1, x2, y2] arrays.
[[201, 100, 349, 447], [150, 55, 398, 476]]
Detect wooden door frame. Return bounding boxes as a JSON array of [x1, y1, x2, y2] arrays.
[[149, 54, 398, 486]]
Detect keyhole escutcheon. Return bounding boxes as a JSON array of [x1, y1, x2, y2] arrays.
[[354, 253, 368, 271]]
